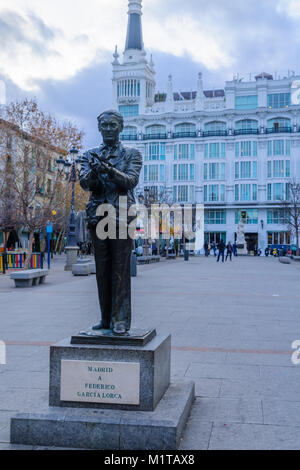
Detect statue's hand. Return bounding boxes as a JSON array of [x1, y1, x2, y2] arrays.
[[100, 161, 114, 176]]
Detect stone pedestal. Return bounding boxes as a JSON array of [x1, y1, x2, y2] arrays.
[[10, 331, 195, 450], [64, 246, 79, 271], [49, 333, 170, 412]]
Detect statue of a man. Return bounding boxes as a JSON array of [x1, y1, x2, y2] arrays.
[[79, 110, 142, 335]]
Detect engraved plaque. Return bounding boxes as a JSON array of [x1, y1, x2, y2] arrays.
[[60, 360, 140, 405]]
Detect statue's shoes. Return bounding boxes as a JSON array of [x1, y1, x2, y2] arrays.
[[112, 323, 127, 335], [92, 322, 109, 331]]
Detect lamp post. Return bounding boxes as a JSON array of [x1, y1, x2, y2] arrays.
[[56, 147, 82, 271]]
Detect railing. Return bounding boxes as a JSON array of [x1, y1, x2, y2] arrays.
[[234, 129, 259, 135], [202, 130, 228, 137], [173, 132, 197, 138], [266, 127, 292, 134], [144, 133, 167, 140], [119, 127, 299, 141], [120, 135, 138, 141], [0, 252, 44, 274]]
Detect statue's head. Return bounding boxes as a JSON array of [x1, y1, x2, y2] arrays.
[[97, 110, 124, 145]]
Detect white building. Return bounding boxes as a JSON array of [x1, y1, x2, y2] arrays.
[[112, 0, 300, 252]]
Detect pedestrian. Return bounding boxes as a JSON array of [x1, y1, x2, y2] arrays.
[[217, 239, 225, 263], [233, 242, 238, 257], [226, 241, 233, 261], [204, 242, 209, 257], [211, 241, 217, 257]]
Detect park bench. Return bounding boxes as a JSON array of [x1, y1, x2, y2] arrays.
[[151, 255, 161, 263], [10, 269, 49, 288], [137, 256, 151, 265], [167, 253, 176, 259]]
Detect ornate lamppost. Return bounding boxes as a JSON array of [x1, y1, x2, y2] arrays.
[[56, 146, 82, 271]]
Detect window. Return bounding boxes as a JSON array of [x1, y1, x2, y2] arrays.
[[144, 165, 148, 182], [235, 161, 257, 179], [149, 165, 158, 182], [235, 95, 258, 110], [267, 93, 291, 108], [160, 165, 165, 182], [174, 144, 195, 160], [190, 164, 195, 181], [174, 123, 196, 137], [145, 143, 165, 161], [145, 125, 166, 138], [119, 105, 139, 117], [235, 141, 258, 157], [268, 232, 291, 245], [235, 120, 259, 134], [267, 210, 287, 224], [268, 140, 290, 157], [204, 121, 226, 133], [121, 126, 137, 140], [235, 210, 258, 224], [267, 118, 291, 132], [273, 183, 285, 201], [177, 186, 188, 202], [204, 143, 226, 159], [235, 184, 258, 201], [205, 210, 226, 225], [203, 185, 225, 202]]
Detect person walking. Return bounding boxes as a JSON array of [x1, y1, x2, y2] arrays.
[[204, 242, 209, 257], [217, 239, 225, 263], [233, 242, 238, 257], [226, 241, 233, 261], [211, 241, 217, 257]]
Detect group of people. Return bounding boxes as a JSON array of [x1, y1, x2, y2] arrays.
[[204, 240, 238, 262]]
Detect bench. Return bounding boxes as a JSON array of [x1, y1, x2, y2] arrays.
[[151, 256, 161, 263], [10, 269, 49, 288], [167, 253, 176, 259], [137, 256, 151, 265]]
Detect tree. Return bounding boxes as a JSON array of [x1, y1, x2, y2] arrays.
[[282, 180, 300, 256], [0, 99, 84, 268]]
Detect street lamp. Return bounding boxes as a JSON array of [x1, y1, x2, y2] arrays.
[[56, 147, 82, 270]]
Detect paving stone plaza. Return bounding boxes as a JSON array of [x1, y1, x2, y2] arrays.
[[1, 255, 300, 450]]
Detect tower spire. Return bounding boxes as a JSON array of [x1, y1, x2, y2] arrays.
[[125, 0, 144, 51]]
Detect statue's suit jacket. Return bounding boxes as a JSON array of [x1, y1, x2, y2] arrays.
[[80, 142, 142, 226]]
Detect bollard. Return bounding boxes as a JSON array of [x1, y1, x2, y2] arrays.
[[131, 251, 137, 277], [184, 250, 189, 262]]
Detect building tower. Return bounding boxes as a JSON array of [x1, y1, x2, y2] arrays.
[[112, 0, 156, 116]]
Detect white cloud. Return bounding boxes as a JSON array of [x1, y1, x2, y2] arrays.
[[0, 0, 232, 91], [276, 0, 300, 17]]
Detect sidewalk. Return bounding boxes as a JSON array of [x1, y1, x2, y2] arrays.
[[1, 254, 300, 449]]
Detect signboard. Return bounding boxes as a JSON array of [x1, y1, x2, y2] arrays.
[[60, 360, 140, 405]]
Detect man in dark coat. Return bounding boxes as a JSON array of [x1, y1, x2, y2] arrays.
[[79, 110, 142, 335], [217, 239, 225, 263]]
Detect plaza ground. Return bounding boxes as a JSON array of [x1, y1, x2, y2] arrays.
[[0, 254, 300, 450]]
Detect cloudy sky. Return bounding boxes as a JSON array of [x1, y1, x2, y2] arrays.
[[0, 0, 300, 147]]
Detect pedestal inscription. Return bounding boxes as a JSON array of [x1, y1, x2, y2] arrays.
[[61, 360, 140, 405]]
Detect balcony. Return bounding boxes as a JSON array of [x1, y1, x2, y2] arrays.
[[266, 127, 292, 134], [173, 132, 197, 139], [120, 134, 138, 141], [144, 134, 167, 140], [234, 129, 259, 136], [202, 130, 228, 137]]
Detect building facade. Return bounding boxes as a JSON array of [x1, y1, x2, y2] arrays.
[[0, 118, 66, 252], [112, 0, 300, 252]]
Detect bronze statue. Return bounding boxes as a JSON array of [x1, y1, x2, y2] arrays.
[[79, 110, 142, 335]]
